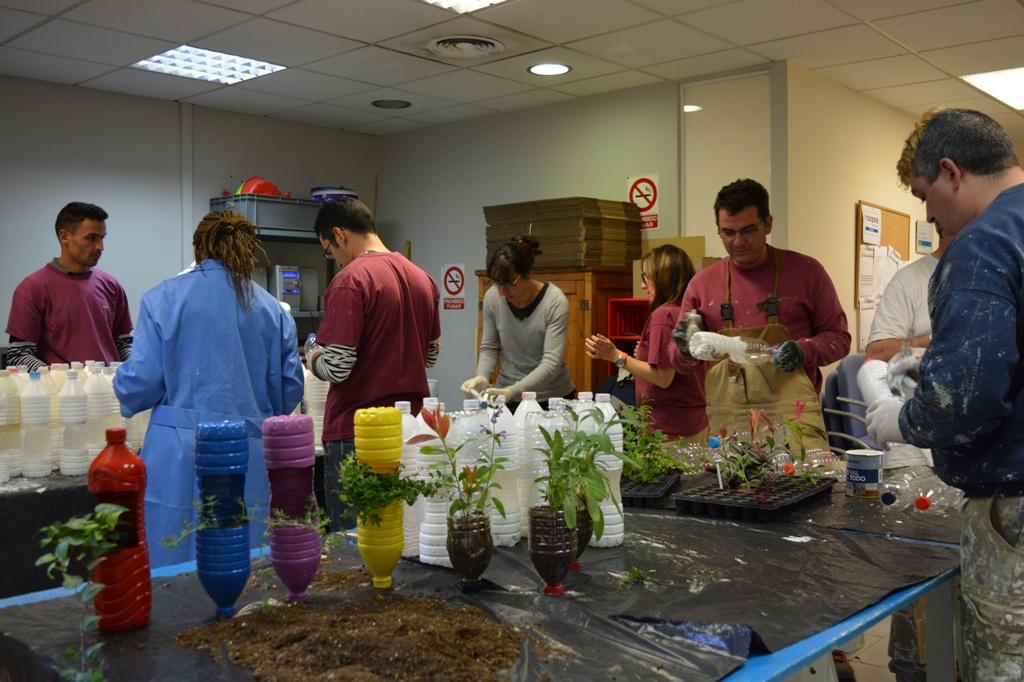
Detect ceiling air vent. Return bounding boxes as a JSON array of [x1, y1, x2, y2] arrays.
[[426, 35, 505, 60]]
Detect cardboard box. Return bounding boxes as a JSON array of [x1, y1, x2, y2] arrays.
[[632, 236, 712, 298]]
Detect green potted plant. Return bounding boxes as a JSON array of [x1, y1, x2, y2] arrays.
[[408, 403, 509, 589], [36, 502, 127, 682], [619, 405, 703, 504], [530, 407, 635, 593]]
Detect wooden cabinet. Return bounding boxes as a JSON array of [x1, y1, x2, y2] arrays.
[[475, 266, 633, 393]]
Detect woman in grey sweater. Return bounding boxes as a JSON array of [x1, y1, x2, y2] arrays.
[[460, 236, 575, 408]]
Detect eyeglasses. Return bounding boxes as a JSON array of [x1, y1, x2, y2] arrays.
[[489, 275, 521, 291], [719, 222, 764, 240]]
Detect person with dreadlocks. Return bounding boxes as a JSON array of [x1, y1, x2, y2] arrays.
[[113, 210, 304, 567]]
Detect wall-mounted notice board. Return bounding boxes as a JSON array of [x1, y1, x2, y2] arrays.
[[854, 201, 911, 351]]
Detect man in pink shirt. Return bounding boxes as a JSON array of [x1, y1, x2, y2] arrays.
[[669, 179, 849, 446], [5, 202, 133, 369]]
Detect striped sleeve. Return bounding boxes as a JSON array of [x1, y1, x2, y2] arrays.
[[5, 340, 46, 371], [311, 343, 357, 384], [115, 333, 133, 361], [426, 338, 440, 368]]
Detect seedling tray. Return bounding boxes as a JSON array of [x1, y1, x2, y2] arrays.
[[621, 472, 681, 508], [672, 478, 835, 521]]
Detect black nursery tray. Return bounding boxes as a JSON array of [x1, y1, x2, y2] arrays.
[[621, 472, 681, 507], [672, 478, 836, 522]]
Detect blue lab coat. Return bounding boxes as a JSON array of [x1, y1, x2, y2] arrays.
[[113, 260, 304, 567]]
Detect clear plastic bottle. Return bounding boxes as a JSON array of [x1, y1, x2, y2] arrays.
[[880, 468, 964, 513], [21, 371, 52, 478], [58, 370, 90, 475], [592, 393, 625, 548], [0, 368, 23, 478], [688, 331, 775, 364], [85, 370, 119, 459], [396, 401, 422, 559], [39, 367, 61, 471]]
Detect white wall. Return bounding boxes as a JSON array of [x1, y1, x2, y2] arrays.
[[784, 62, 927, 350], [375, 82, 681, 409], [0, 74, 377, 339]]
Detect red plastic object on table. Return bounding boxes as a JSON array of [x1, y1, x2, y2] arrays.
[[235, 175, 282, 196], [88, 427, 151, 632]]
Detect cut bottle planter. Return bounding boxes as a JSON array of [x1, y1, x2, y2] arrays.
[[529, 506, 577, 595], [446, 515, 492, 589]]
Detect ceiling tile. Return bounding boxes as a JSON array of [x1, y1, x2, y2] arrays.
[[9, 19, 175, 66], [0, 7, 46, 42], [552, 69, 662, 96], [325, 86, 457, 113], [750, 24, 905, 68], [0, 46, 113, 83], [0, 1, 80, 14], [80, 68, 223, 100], [862, 78, 979, 108], [680, 0, 856, 45], [303, 46, 454, 86], [569, 19, 730, 67], [474, 88, 574, 112], [64, 0, 249, 43], [643, 47, 768, 80], [267, 0, 454, 43], [347, 117, 429, 136], [270, 102, 387, 127], [378, 16, 552, 66], [922, 35, 1024, 77], [397, 69, 533, 102], [195, 0, 294, 12], [628, 0, 741, 15], [183, 86, 309, 115], [900, 96, 1014, 118], [195, 18, 362, 67], [404, 103, 499, 124], [475, 0, 661, 43], [816, 54, 947, 91], [241, 68, 375, 100], [472, 46, 625, 85], [830, 0, 974, 21], [874, 0, 1024, 52]]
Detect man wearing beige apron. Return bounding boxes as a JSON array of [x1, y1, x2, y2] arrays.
[[668, 179, 850, 449]]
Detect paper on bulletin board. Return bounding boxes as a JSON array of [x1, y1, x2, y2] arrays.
[[916, 220, 934, 254], [858, 245, 878, 306], [861, 204, 882, 245], [858, 306, 876, 351]]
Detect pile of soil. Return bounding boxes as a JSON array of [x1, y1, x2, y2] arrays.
[[310, 569, 372, 591], [177, 595, 524, 681]]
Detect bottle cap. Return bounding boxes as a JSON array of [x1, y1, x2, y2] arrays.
[[707, 436, 721, 448], [522, 391, 537, 401]]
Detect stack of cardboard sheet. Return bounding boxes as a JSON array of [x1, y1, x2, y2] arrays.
[[483, 197, 642, 268]]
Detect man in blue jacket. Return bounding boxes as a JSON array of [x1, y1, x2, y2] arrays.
[[866, 108, 1024, 680]]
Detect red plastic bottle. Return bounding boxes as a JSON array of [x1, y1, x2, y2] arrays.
[[88, 427, 151, 632]]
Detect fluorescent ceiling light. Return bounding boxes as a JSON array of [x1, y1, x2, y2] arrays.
[[132, 45, 285, 85], [419, 0, 510, 12], [962, 67, 1024, 110], [528, 63, 571, 76], [683, 104, 703, 113]]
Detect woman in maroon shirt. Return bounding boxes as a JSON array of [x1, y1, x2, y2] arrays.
[[586, 245, 708, 441]]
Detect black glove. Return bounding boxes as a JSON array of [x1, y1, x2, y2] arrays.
[[671, 311, 703, 356], [771, 340, 805, 372]]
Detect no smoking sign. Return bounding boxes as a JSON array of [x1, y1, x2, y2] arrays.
[[441, 263, 465, 311], [627, 173, 660, 229]]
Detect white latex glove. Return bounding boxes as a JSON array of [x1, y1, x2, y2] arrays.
[[460, 375, 489, 397], [305, 344, 324, 373], [887, 348, 923, 398], [485, 386, 515, 402], [866, 398, 906, 445]]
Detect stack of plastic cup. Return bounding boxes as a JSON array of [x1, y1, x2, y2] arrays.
[[194, 419, 250, 619], [263, 414, 320, 602]]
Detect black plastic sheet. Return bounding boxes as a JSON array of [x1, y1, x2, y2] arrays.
[[0, 475, 97, 598]]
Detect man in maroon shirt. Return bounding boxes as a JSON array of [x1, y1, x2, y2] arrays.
[[307, 198, 441, 530], [5, 202, 133, 369], [669, 179, 850, 447]]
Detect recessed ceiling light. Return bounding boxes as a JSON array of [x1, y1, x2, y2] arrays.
[[131, 45, 284, 85], [372, 99, 413, 109], [419, 0, 510, 12], [683, 104, 703, 113], [962, 67, 1024, 110], [528, 63, 571, 76]]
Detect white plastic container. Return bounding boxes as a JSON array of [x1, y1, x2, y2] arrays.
[[303, 365, 329, 454], [85, 370, 119, 459], [0, 369, 22, 478], [20, 371, 52, 478], [58, 370, 90, 476], [396, 400, 423, 559], [39, 367, 61, 471], [592, 393, 625, 548]]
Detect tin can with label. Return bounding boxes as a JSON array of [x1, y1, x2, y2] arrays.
[[846, 449, 884, 499]]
